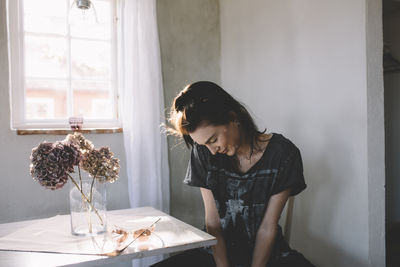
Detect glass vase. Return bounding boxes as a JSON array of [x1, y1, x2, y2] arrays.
[[69, 173, 107, 236]]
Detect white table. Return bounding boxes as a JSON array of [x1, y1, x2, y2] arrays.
[[0, 207, 216, 266]]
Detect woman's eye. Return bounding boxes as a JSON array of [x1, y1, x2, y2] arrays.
[[210, 137, 217, 144]]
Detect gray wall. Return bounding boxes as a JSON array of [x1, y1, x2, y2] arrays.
[[220, 0, 383, 266], [0, 0, 130, 224], [384, 8, 400, 225], [385, 71, 400, 224], [366, 0, 385, 265], [157, 0, 220, 228]]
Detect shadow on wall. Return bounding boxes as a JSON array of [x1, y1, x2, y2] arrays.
[[286, 117, 368, 267], [305, 233, 369, 267], [168, 135, 205, 229]]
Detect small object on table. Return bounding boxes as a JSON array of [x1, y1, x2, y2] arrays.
[[133, 228, 152, 241], [104, 217, 161, 256], [112, 229, 129, 244]]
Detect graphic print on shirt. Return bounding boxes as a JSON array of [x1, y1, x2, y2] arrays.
[[214, 168, 279, 241]]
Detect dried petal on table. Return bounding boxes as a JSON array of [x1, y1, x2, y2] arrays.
[[112, 228, 129, 244], [133, 228, 152, 241]]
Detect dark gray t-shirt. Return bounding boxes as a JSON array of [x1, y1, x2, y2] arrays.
[[184, 133, 307, 267]]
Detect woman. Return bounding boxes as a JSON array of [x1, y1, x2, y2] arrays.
[[153, 81, 315, 267]]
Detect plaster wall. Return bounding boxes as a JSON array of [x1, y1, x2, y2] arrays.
[[157, 0, 220, 228], [366, 0, 385, 265], [220, 0, 374, 266]]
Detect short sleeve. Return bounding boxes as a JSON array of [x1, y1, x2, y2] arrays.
[[272, 147, 307, 196], [183, 144, 210, 189]]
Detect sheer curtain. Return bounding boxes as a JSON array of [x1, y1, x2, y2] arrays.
[[120, 0, 170, 265]]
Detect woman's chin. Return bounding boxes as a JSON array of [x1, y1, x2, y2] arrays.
[[226, 149, 235, 156]]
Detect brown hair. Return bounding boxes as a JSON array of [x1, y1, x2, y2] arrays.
[[168, 81, 266, 158]]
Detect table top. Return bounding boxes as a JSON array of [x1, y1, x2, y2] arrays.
[[0, 207, 216, 267]]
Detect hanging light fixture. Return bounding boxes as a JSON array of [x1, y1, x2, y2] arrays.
[[68, 0, 98, 25]]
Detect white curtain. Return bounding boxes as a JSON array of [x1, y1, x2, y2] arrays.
[[120, 0, 170, 266]]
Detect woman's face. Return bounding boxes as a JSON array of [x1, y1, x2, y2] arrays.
[[189, 121, 241, 156]]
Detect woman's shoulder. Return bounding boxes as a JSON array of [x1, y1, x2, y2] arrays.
[[269, 133, 301, 156]]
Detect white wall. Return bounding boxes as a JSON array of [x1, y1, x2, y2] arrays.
[[0, 0, 130, 224], [220, 0, 383, 266]]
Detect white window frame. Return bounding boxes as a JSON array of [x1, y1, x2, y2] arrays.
[[7, 0, 121, 130]]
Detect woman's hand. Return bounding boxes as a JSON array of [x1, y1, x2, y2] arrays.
[[201, 188, 231, 267], [251, 188, 291, 267]]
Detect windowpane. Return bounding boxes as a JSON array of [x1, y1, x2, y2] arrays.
[[26, 79, 68, 119], [70, 0, 112, 40], [25, 35, 68, 78], [9, 0, 119, 128], [71, 40, 111, 79], [23, 0, 67, 35], [72, 80, 113, 119]]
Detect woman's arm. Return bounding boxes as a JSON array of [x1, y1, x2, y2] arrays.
[[251, 188, 291, 267], [200, 187, 230, 267]]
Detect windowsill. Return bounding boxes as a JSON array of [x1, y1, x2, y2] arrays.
[[16, 128, 123, 135]]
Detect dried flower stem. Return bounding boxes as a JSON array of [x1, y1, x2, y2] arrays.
[[88, 173, 96, 233], [89, 176, 95, 202], [89, 170, 99, 203], [68, 173, 104, 226], [78, 166, 82, 189]]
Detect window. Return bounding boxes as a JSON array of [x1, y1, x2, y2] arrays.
[[8, 0, 120, 130]]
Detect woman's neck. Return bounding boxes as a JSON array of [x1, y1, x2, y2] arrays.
[[235, 133, 272, 158]]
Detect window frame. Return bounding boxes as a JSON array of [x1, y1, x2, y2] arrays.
[[8, 0, 122, 130]]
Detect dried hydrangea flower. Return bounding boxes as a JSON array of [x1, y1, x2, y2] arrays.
[[52, 141, 81, 172], [64, 132, 94, 154], [81, 146, 120, 183], [30, 132, 120, 192], [30, 141, 81, 190]]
